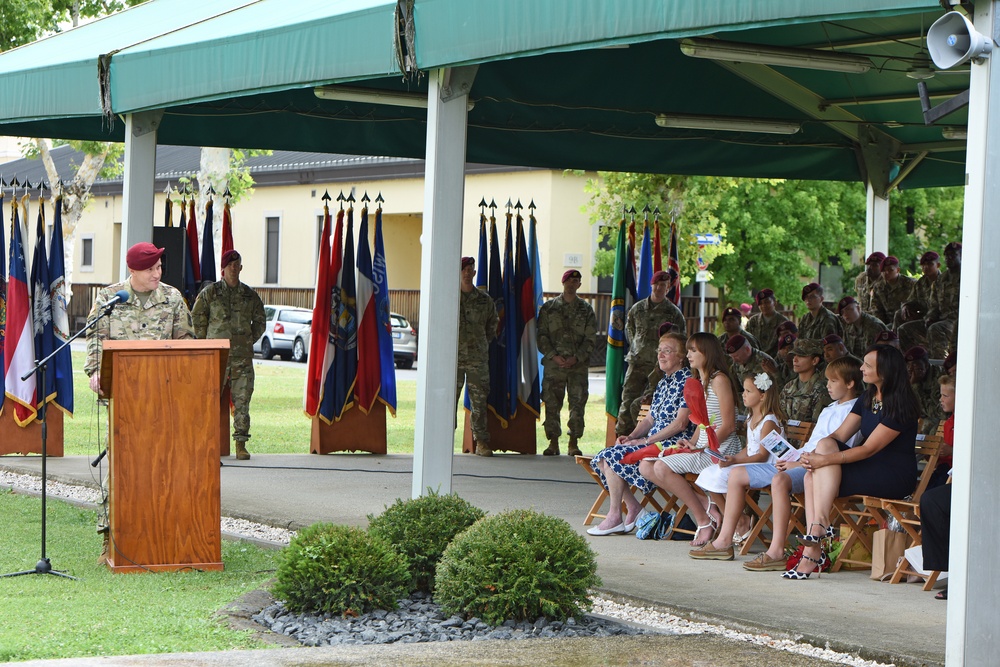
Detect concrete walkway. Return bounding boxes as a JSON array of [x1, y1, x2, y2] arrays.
[[1, 453, 946, 666]]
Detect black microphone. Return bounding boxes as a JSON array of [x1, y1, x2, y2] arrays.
[[99, 290, 131, 310]]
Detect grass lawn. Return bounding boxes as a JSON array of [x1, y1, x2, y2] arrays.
[[62, 351, 614, 457], [0, 490, 279, 662]]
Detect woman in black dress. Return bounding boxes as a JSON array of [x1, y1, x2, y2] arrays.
[[784, 344, 919, 579]]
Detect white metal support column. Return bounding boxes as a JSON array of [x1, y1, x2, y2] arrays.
[[948, 2, 1000, 664], [864, 182, 889, 257], [118, 110, 162, 280], [412, 67, 473, 498]]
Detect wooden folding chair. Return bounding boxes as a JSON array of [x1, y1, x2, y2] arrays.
[[736, 421, 814, 555], [646, 472, 705, 538]]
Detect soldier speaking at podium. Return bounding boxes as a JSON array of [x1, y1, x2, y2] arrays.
[[84, 241, 194, 565]]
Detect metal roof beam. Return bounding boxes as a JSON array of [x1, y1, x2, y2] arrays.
[[822, 89, 966, 108]]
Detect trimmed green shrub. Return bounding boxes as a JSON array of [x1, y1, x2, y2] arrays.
[[434, 509, 601, 625], [272, 523, 410, 616], [367, 490, 485, 592]]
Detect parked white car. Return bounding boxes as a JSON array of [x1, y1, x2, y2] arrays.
[[254, 305, 312, 360], [290, 312, 418, 368]]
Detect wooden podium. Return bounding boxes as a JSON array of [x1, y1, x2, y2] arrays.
[[100, 339, 228, 573]]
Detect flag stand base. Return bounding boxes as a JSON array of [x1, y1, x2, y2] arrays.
[[0, 407, 64, 456], [462, 408, 537, 455], [310, 402, 387, 454]]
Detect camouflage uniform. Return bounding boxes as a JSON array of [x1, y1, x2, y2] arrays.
[[616, 296, 687, 435], [192, 280, 267, 445], [717, 327, 760, 352], [871, 274, 916, 329], [746, 312, 788, 358], [536, 295, 597, 441], [797, 307, 843, 342], [911, 366, 944, 436], [926, 269, 960, 359], [628, 366, 666, 429], [779, 372, 832, 423], [907, 274, 938, 315], [457, 287, 499, 445], [85, 279, 194, 533], [842, 312, 887, 359], [854, 271, 879, 315], [897, 319, 929, 358], [728, 348, 776, 413], [774, 357, 795, 389]]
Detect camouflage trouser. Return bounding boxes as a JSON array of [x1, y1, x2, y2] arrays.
[[927, 320, 956, 359], [897, 320, 928, 356], [616, 360, 654, 436], [457, 360, 490, 445], [542, 365, 589, 440], [227, 356, 256, 442]]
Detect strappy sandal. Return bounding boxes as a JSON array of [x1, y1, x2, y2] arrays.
[[795, 523, 836, 547], [782, 550, 828, 580]]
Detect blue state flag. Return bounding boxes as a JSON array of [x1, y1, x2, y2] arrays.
[[528, 212, 544, 389], [0, 194, 6, 412], [321, 206, 358, 421], [484, 214, 508, 425], [636, 219, 652, 301], [30, 201, 56, 407], [502, 212, 519, 419], [372, 207, 396, 414], [48, 198, 73, 414], [476, 213, 488, 290]]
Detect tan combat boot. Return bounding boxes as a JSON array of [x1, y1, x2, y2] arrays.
[[235, 442, 251, 460], [542, 438, 559, 456], [97, 532, 110, 566], [474, 440, 493, 457], [567, 438, 582, 457]]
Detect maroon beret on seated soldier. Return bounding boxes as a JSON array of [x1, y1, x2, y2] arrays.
[[801, 282, 821, 300], [125, 242, 165, 271], [755, 288, 775, 305], [836, 296, 857, 315], [920, 251, 940, 264], [904, 346, 929, 362], [874, 330, 898, 343], [880, 255, 900, 270], [722, 307, 742, 321], [822, 334, 843, 346], [650, 270, 671, 285], [866, 251, 887, 265], [778, 333, 797, 350], [561, 269, 581, 283], [725, 334, 748, 354], [944, 242, 962, 253]]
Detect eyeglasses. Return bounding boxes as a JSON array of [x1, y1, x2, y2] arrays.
[[656, 348, 676, 357]]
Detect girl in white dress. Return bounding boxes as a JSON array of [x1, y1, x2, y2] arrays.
[[689, 371, 785, 560]]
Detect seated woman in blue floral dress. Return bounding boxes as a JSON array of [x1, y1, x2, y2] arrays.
[[588, 332, 695, 536]]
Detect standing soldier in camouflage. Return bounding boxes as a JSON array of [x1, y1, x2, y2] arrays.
[[837, 295, 887, 359], [907, 251, 940, 315], [926, 242, 962, 359], [854, 251, 885, 316], [537, 269, 597, 456], [905, 346, 944, 435], [798, 283, 843, 342], [85, 242, 195, 565], [457, 257, 499, 456], [871, 256, 915, 328], [779, 338, 832, 423], [616, 270, 687, 436], [192, 250, 267, 461], [717, 306, 760, 351], [745, 289, 787, 358]]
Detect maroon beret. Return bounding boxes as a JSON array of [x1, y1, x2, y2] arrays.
[[722, 307, 742, 321], [866, 252, 887, 265], [837, 296, 857, 314], [778, 333, 797, 350], [881, 256, 900, 270], [126, 242, 165, 271], [755, 288, 775, 305], [920, 251, 940, 263], [657, 322, 675, 337], [221, 249, 241, 269], [904, 346, 929, 362], [461, 256, 475, 269], [945, 242, 963, 253], [874, 330, 899, 343], [822, 334, 844, 346], [801, 282, 821, 300], [561, 269, 582, 283], [777, 321, 798, 335], [943, 352, 957, 373], [725, 334, 748, 354], [650, 270, 671, 285]]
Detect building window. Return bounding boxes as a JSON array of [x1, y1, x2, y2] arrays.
[[80, 235, 95, 272], [265, 215, 280, 284]]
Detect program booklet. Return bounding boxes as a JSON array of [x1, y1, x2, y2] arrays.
[[760, 430, 801, 462]]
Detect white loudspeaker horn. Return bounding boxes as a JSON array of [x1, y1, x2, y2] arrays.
[[927, 11, 993, 70]]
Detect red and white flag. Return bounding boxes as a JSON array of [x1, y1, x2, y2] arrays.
[[4, 199, 37, 425]]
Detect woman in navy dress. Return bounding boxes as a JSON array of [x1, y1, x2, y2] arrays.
[[785, 344, 919, 579]]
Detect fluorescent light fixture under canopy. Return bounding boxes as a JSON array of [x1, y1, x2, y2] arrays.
[[314, 85, 475, 111], [679, 38, 873, 74], [655, 114, 801, 135], [941, 126, 967, 141]]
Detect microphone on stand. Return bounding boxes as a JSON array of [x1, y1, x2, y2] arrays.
[[99, 290, 131, 310]]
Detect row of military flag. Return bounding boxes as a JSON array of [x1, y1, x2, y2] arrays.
[[163, 192, 235, 304], [304, 193, 396, 423], [606, 207, 682, 419], [472, 200, 542, 425], [1, 192, 74, 426]]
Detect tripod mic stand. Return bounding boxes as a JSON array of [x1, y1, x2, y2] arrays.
[[2, 300, 122, 579]]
